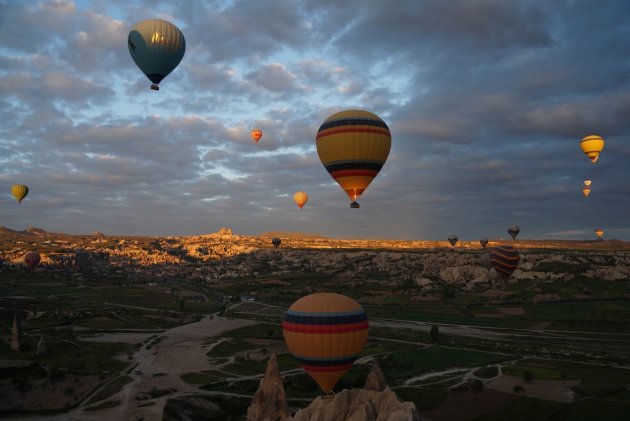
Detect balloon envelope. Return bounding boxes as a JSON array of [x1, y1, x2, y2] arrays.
[[316, 110, 391, 205], [283, 293, 368, 393], [251, 128, 263, 143], [595, 228, 604, 239], [128, 19, 185, 90], [582, 187, 591, 198], [508, 225, 520, 239], [293, 191, 308, 209], [24, 251, 40, 268], [479, 238, 488, 248], [272, 238, 281, 248], [448, 235, 458, 247], [584, 179, 592, 187], [489, 245, 520, 280], [11, 184, 29, 203], [580, 135, 604, 163]]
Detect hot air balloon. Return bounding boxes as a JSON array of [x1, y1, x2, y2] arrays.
[[584, 179, 592, 187], [251, 128, 263, 143], [580, 135, 604, 163], [479, 238, 488, 248], [11, 184, 29, 203], [272, 238, 281, 248], [582, 187, 591, 198], [595, 228, 604, 239], [508, 225, 520, 240], [448, 235, 458, 247], [489, 245, 519, 280], [128, 19, 186, 90], [283, 293, 368, 394], [293, 191, 308, 209], [316, 110, 391, 209], [24, 251, 40, 268]]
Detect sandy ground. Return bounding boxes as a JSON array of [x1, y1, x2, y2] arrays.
[[485, 374, 580, 403], [6, 315, 257, 421], [79, 332, 156, 344]]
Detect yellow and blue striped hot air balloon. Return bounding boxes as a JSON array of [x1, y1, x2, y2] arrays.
[[283, 293, 368, 394], [128, 19, 186, 91], [489, 245, 520, 280], [316, 110, 391, 208], [580, 135, 604, 163], [11, 184, 29, 203]]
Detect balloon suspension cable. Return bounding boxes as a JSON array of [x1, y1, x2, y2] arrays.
[[322, 391, 335, 399], [350, 201, 360, 209], [150, 83, 160, 91]]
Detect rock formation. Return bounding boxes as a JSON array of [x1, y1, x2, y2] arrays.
[[364, 361, 388, 392], [246, 353, 290, 421], [11, 314, 23, 352], [291, 388, 420, 421], [37, 335, 48, 356]]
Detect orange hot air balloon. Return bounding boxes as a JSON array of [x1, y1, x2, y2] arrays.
[[595, 228, 604, 239], [250, 128, 263, 143], [584, 179, 592, 187], [316, 110, 391, 208], [283, 293, 368, 393], [580, 135, 604, 163], [293, 191, 308, 209], [582, 187, 591, 197]]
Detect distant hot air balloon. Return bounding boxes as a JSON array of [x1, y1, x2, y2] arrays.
[[595, 228, 604, 239], [508, 225, 520, 240], [582, 187, 591, 198], [128, 19, 186, 90], [283, 293, 368, 394], [580, 135, 604, 163], [479, 238, 488, 248], [293, 191, 308, 209], [251, 128, 263, 143], [584, 179, 592, 187], [272, 238, 281, 248], [448, 235, 458, 247], [489, 245, 519, 280], [24, 251, 40, 268], [11, 184, 29, 203], [316, 110, 391, 209]]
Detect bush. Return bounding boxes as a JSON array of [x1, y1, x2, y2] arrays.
[[429, 325, 439, 343], [514, 385, 525, 393]]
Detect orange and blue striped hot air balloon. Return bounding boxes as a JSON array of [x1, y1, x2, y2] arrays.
[[316, 110, 391, 208], [489, 245, 520, 280], [283, 293, 368, 393]]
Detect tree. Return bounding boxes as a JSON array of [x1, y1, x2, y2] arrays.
[[523, 370, 534, 383], [429, 324, 439, 343]]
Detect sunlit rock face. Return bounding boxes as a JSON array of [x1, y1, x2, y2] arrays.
[[291, 388, 421, 421], [247, 353, 291, 421]]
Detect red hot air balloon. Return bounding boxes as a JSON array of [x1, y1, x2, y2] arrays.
[[251, 128, 263, 143], [24, 251, 41, 268], [489, 245, 520, 280]]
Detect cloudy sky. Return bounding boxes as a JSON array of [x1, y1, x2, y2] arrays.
[[1, 0, 629, 240]]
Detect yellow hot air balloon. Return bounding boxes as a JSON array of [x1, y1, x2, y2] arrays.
[[584, 179, 592, 187], [293, 191, 308, 209], [11, 184, 29, 203], [316, 110, 391, 208], [580, 135, 604, 163], [128, 19, 186, 90], [250, 128, 263, 143], [582, 187, 591, 197], [595, 228, 604, 239], [283, 293, 368, 393]]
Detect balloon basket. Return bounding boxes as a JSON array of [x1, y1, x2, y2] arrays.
[[350, 201, 360, 209], [322, 391, 335, 399], [150, 83, 160, 91]]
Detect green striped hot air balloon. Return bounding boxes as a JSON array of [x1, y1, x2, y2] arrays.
[[128, 19, 186, 90]]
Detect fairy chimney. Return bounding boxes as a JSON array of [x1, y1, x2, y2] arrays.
[[11, 314, 23, 352], [37, 335, 48, 356], [246, 353, 290, 421]]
